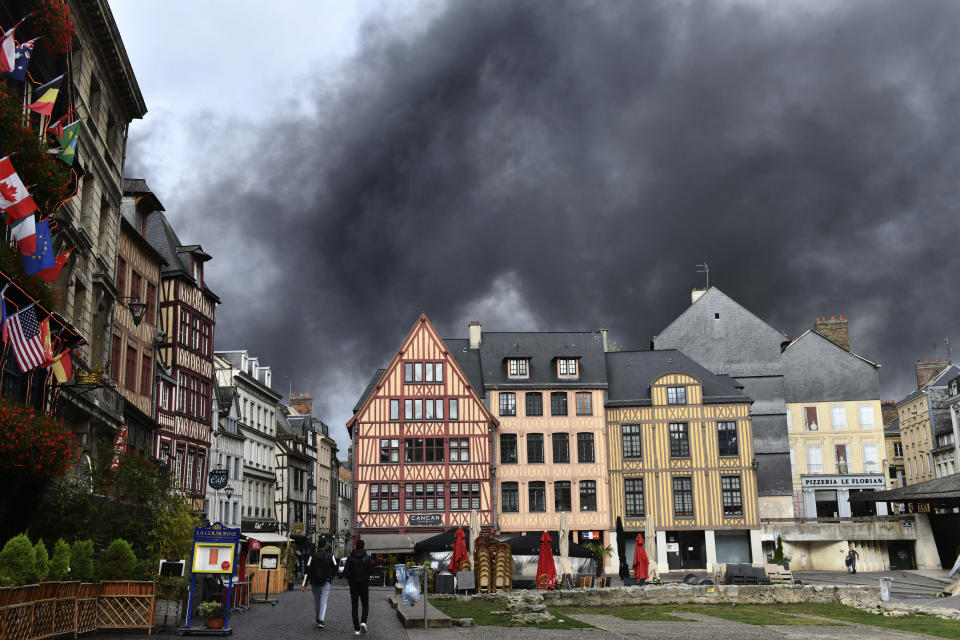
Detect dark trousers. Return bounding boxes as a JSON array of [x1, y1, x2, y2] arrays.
[[349, 583, 369, 631]]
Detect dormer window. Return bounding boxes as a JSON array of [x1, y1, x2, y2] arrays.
[[191, 257, 203, 287], [508, 358, 528, 378], [558, 358, 578, 377], [667, 386, 687, 405]]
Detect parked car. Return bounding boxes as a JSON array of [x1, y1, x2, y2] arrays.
[[338, 556, 347, 577]]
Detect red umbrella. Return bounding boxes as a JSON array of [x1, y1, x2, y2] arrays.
[[536, 531, 557, 589], [632, 533, 649, 581], [449, 528, 469, 573]]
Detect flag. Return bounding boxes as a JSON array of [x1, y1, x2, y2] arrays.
[[39, 316, 53, 367], [0, 283, 7, 344], [0, 20, 22, 73], [3, 37, 36, 82], [46, 112, 69, 139], [10, 214, 36, 254], [59, 120, 80, 166], [7, 304, 45, 372], [51, 349, 72, 383], [0, 156, 38, 220], [35, 247, 73, 282], [27, 75, 63, 117], [22, 219, 54, 275]]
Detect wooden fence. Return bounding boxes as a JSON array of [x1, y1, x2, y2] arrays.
[[0, 581, 156, 639]]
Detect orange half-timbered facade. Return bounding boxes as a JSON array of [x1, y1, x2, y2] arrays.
[[347, 314, 498, 553], [144, 211, 218, 512]]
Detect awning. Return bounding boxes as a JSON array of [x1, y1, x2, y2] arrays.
[[243, 532, 289, 545], [360, 533, 437, 554]]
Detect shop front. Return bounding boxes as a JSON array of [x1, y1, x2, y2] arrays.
[[799, 474, 887, 518]]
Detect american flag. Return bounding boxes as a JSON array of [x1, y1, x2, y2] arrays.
[[7, 304, 44, 372]]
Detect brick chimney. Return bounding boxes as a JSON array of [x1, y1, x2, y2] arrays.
[[881, 401, 898, 425], [815, 315, 850, 351], [916, 359, 950, 389], [469, 321, 482, 349], [290, 392, 313, 415]]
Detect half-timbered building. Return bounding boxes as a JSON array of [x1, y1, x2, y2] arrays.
[[145, 211, 218, 511], [605, 349, 761, 573], [347, 314, 498, 555]]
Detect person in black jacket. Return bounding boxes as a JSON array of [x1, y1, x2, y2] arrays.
[[343, 539, 375, 635], [301, 539, 336, 629]]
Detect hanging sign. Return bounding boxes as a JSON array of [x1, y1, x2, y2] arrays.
[[208, 468, 228, 490], [110, 426, 128, 471], [259, 546, 281, 570]]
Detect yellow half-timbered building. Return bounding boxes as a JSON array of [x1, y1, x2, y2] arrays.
[[347, 314, 498, 554], [606, 349, 761, 573]]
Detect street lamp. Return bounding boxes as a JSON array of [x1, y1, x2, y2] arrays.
[[118, 297, 148, 326]]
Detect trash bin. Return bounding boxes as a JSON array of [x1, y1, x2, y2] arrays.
[[879, 577, 892, 602], [435, 571, 455, 594]]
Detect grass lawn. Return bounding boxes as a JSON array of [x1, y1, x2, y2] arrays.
[[433, 598, 960, 638]]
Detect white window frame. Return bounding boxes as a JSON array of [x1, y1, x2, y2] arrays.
[[806, 445, 822, 473], [863, 443, 879, 473], [831, 406, 847, 430], [859, 405, 875, 429]]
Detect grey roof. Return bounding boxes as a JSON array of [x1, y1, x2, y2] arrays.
[[605, 349, 751, 406], [933, 409, 954, 436], [883, 416, 900, 436], [122, 178, 164, 211], [217, 385, 237, 412], [143, 211, 218, 300], [473, 331, 608, 389], [445, 339, 486, 397], [353, 369, 385, 413], [782, 330, 880, 403], [850, 473, 960, 504], [928, 364, 960, 388]]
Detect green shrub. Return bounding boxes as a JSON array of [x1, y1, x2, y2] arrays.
[[196, 600, 225, 618], [70, 540, 95, 582], [49, 539, 70, 580], [0, 534, 37, 585], [101, 538, 137, 580], [773, 535, 785, 563], [34, 539, 50, 582]]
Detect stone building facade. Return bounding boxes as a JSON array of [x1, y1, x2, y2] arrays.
[[897, 361, 959, 485]]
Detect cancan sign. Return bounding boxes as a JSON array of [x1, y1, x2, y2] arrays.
[[409, 513, 443, 526]]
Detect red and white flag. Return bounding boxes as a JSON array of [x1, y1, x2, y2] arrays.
[[0, 156, 38, 221], [7, 304, 45, 372], [0, 25, 17, 73]]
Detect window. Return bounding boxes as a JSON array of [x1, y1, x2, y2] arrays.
[[434, 398, 444, 420], [625, 478, 645, 517], [558, 358, 577, 376], [500, 433, 517, 464], [179, 310, 190, 346], [577, 433, 595, 463], [404, 438, 423, 463], [189, 377, 198, 415], [669, 423, 690, 458], [425, 361, 434, 382], [450, 438, 470, 462], [790, 446, 795, 474], [667, 386, 687, 404], [804, 406, 819, 431], [405, 482, 444, 511], [191, 317, 200, 350], [199, 382, 209, 419], [125, 346, 137, 390], [499, 392, 516, 417], [526, 392, 543, 416], [130, 270, 142, 301], [425, 399, 434, 420], [673, 477, 694, 516], [528, 482, 546, 512], [449, 398, 458, 420], [140, 354, 152, 396], [502, 482, 519, 512], [576, 392, 592, 416], [893, 442, 903, 457], [622, 425, 642, 459], [116, 256, 127, 295], [552, 433, 570, 463], [859, 405, 875, 429], [527, 433, 544, 463], [425, 438, 444, 463], [201, 323, 211, 356], [721, 476, 743, 515], [450, 482, 480, 510], [508, 358, 528, 377], [370, 483, 399, 511], [404, 363, 412, 382], [831, 406, 847, 430], [404, 399, 413, 420], [717, 422, 738, 456], [551, 392, 568, 416], [390, 399, 399, 421], [177, 373, 186, 412], [863, 443, 879, 473], [835, 444, 850, 474], [111, 334, 122, 380], [414, 362, 423, 382], [434, 362, 443, 382], [807, 445, 823, 473], [145, 283, 156, 325], [579, 480, 597, 511], [186, 449, 195, 492], [415, 399, 423, 420], [159, 381, 169, 410], [554, 481, 571, 511], [379, 439, 399, 463]]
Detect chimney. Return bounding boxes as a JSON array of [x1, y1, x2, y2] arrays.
[[815, 315, 850, 351], [916, 359, 950, 389], [881, 401, 898, 426], [599, 328, 609, 352], [469, 321, 482, 349], [290, 392, 313, 415], [691, 288, 708, 304]]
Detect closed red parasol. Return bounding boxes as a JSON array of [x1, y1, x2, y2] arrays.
[[449, 528, 469, 572], [632, 533, 649, 581], [536, 530, 557, 589]]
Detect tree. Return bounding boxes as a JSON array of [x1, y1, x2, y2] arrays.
[[0, 534, 37, 585], [583, 541, 613, 577], [773, 535, 784, 563], [49, 538, 70, 580], [101, 539, 137, 580], [33, 539, 50, 582], [70, 539, 95, 582]]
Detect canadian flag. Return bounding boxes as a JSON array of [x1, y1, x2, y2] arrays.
[[0, 156, 38, 221]]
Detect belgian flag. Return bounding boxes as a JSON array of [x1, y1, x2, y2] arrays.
[[27, 75, 63, 117]]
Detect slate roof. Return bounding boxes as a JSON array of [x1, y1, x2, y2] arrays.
[[122, 178, 164, 211], [143, 210, 218, 300], [850, 473, 960, 504], [352, 369, 385, 413], [605, 349, 751, 406], [445, 339, 486, 398], [933, 409, 954, 436], [782, 330, 880, 403], [473, 331, 608, 390], [883, 417, 900, 436]]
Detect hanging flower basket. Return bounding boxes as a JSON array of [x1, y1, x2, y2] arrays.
[[0, 396, 74, 480], [30, 0, 75, 57]]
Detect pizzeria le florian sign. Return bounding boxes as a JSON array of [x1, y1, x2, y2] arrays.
[[801, 475, 885, 489]]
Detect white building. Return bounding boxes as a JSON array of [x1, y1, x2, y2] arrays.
[[206, 384, 244, 527]]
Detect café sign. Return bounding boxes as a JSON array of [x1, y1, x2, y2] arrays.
[[409, 513, 443, 526], [801, 474, 885, 489]]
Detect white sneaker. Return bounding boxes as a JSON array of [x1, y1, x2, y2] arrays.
[[360, 622, 368, 633], [354, 632, 360, 636]]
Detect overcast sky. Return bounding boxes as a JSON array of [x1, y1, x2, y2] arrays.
[[111, 0, 960, 455]]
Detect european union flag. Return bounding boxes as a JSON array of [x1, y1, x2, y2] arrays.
[[22, 220, 55, 275]]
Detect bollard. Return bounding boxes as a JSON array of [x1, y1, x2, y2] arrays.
[[879, 577, 892, 602]]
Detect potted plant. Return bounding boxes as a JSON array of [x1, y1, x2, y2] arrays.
[[583, 542, 613, 578], [196, 600, 226, 629]]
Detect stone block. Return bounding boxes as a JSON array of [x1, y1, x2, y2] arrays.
[[511, 612, 554, 624], [453, 618, 476, 627]]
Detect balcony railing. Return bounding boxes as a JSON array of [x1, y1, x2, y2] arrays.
[[863, 462, 879, 473], [808, 463, 823, 473], [837, 463, 849, 475]]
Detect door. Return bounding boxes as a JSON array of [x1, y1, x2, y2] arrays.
[[679, 531, 706, 569], [887, 541, 916, 570], [666, 532, 682, 570]]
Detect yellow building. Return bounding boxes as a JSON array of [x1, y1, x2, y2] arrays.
[[898, 360, 959, 485], [605, 350, 761, 573]]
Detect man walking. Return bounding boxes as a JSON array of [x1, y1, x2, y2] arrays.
[[301, 539, 336, 629], [846, 543, 860, 575], [344, 539, 374, 635]]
